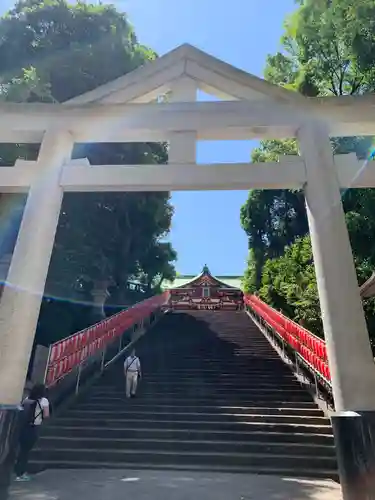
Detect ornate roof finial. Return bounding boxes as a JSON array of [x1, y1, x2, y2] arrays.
[[202, 264, 210, 274]]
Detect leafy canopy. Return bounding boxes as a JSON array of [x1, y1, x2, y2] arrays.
[[241, 0, 375, 343], [0, 0, 177, 345]]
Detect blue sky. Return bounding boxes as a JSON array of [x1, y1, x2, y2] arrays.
[[1, 0, 296, 276]]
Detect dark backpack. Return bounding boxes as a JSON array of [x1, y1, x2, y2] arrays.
[[21, 398, 42, 428]]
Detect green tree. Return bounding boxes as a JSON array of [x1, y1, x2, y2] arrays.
[[137, 241, 177, 294], [240, 140, 308, 292], [242, 0, 375, 344], [0, 0, 176, 344], [259, 235, 322, 335], [0, 0, 155, 100]]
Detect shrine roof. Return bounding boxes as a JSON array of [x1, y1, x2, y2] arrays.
[[163, 265, 243, 290]]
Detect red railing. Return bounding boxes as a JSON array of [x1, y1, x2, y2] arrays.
[[244, 294, 331, 385], [45, 291, 170, 387]]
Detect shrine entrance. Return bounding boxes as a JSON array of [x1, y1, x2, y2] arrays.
[[167, 264, 243, 311]]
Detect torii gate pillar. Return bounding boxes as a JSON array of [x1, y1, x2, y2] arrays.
[[299, 123, 375, 499], [0, 130, 74, 496]]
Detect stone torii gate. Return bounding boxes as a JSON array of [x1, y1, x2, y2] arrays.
[[1, 44, 375, 497]]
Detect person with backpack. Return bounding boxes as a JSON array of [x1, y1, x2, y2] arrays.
[[124, 350, 141, 398], [14, 383, 50, 482]]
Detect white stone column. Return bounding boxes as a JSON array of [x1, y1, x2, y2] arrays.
[[0, 130, 74, 405], [168, 77, 197, 164], [298, 122, 375, 412]]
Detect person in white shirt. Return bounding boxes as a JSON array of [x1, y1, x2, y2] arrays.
[[14, 383, 50, 482], [124, 350, 141, 398]]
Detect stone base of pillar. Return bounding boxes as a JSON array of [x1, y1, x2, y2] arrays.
[[331, 411, 375, 500], [0, 405, 20, 500]]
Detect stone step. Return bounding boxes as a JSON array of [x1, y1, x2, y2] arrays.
[[136, 355, 290, 360], [91, 386, 310, 395], [83, 395, 314, 406], [105, 374, 303, 380], [144, 354, 282, 358], [117, 368, 292, 375], [41, 425, 334, 444], [104, 374, 296, 382], [86, 393, 313, 403], [64, 409, 328, 426], [116, 374, 297, 381], [29, 459, 338, 479], [31, 447, 337, 470], [52, 417, 333, 434], [74, 404, 325, 417], [37, 436, 336, 456], [137, 360, 288, 366], [78, 397, 319, 409], [110, 365, 293, 371], [142, 352, 280, 356], [136, 367, 293, 374], [99, 381, 300, 389]]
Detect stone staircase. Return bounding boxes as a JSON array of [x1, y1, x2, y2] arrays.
[[31, 311, 337, 477]]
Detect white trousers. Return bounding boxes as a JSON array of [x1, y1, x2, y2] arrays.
[[126, 371, 138, 398]]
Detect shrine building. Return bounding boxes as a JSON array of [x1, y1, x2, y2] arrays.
[[165, 265, 243, 311]]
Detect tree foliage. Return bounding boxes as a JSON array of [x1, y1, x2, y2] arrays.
[[259, 235, 322, 334], [240, 140, 308, 292], [0, 0, 176, 344], [241, 0, 375, 343]]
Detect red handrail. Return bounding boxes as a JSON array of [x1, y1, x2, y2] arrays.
[[244, 294, 331, 384], [45, 291, 170, 387]]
